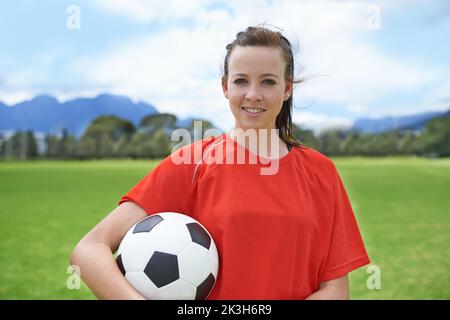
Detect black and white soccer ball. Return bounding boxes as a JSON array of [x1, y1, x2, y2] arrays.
[[115, 212, 219, 300]]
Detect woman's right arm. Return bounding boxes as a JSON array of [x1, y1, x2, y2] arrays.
[[70, 201, 148, 300]]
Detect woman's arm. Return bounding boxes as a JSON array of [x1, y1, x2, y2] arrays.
[[304, 275, 349, 300], [70, 202, 148, 300]]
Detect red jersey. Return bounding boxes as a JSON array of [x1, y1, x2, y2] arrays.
[[119, 132, 370, 299]]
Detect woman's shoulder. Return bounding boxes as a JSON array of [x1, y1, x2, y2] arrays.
[[294, 145, 337, 175], [166, 134, 223, 167]]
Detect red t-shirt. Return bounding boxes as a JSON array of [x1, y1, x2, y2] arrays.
[[119, 132, 370, 299]]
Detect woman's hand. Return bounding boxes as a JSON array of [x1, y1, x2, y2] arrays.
[[70, 202, 148, 300]]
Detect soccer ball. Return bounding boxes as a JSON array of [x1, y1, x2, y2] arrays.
[[115, 212, 219, 300]]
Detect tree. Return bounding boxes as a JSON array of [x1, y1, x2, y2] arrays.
[[341, 131, 361, 156], [59, 128, 78, 159], [45, 134, 60, 158], [292, 123, 320, 149], [318, 129, 347, 156], [78, 116, 135, 158], [418, 116, 450, 157], [3, 131, 38, 159], [139, 113, 178, 136], [149, 128, 173, 158], [398, 131, 420, 155], [45, 129, 78, 159], [126, 132, 155, 158]]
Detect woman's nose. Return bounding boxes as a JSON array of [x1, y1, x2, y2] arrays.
[[245, 86, 263, 102]]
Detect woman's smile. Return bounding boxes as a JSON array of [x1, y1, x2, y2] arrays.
[[241, 107, 266, 117]]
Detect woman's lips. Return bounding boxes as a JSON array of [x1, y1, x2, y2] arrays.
[[241, 107, 266, 117]]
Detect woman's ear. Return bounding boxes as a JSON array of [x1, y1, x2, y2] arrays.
[[283, 80, 293, 101], [221, 76, 228, 99]]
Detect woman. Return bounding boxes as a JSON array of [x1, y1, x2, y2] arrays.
[[70, 25, 370, 300]]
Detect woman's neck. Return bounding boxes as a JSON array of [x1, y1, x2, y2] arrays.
[[229, 127, 289, 159]]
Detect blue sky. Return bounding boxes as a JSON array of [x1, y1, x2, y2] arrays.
[[0, 0, 449, 133]]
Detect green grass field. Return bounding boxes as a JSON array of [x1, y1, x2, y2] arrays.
[[0, 157, 449, 299]]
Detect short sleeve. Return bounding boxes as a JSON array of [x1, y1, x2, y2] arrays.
[[118, 150, 196, 215], [320, 163, 370, 282]]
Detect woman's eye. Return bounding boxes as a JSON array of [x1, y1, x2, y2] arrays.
[[263, 79, 276, 85], [234, 79, 276, 85]]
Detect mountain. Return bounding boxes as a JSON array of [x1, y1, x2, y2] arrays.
[[352, 109, 449, 134], [0, 94, 158, 137]]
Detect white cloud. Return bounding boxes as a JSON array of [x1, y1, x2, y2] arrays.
[[425, 78, 450, 104], [94, 0, 214, 23], [272, 1, 439, 107], [75, 0, 445, 132], [0, 47, 74, 105], [293, 111, 353, 135], [77, 24, 230, 117], [346, 103, 370, 114], [0, 90, 35, 106], [3, 0, 446, 134]]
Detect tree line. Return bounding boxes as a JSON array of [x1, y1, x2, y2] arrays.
[[0, 113, 449, 159]]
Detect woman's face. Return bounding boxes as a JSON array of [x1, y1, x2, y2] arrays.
[[222, 45, 292, 132]]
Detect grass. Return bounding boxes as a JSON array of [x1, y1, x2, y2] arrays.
[[333, 156, 450, 299], [0, 157, 449, 299]]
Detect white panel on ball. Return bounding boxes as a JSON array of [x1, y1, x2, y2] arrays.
[[178, 243, 212, 286], [119, 233, 159, 273], [126, 271, 159, 299], [157, 279, 197, 300]]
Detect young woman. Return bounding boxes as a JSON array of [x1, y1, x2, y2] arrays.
[[70, 25, 370, 300]]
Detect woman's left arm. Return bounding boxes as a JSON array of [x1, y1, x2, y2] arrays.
[[304, 274, 349, 300]]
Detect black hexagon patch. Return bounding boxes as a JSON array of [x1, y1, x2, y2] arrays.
[[116, 254, 126, 276], [195, 273, 215, 300], [133, 215, 163, 233], [186, 222, 211, 249], [144, 251, 179, 288]]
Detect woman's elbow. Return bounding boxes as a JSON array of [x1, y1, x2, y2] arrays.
[[70, 238, 92, 267], [69, 242, 83, 267]]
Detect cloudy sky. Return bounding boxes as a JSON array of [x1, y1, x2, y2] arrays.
[[0, 0, 449, 133]]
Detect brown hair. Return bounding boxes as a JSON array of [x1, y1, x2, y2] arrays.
[[222, 24, 305, 149]]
